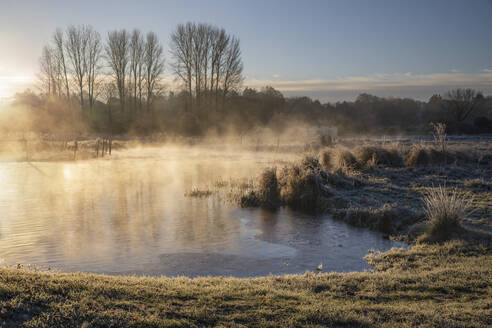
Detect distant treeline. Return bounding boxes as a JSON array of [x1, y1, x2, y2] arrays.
[[4, 22, 491, 136], [5, 86, 491, 137]]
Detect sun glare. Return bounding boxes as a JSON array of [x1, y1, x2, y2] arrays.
[[0, 80, 7, 99], [63, 165, 73, 179], [0, 76, 34, 100]]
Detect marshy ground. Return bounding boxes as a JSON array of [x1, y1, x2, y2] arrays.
[[219, 136, 492, 242]]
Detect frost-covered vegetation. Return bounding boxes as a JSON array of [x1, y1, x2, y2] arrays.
[[0, 240, 490, 327], [230, 137, 492, 242]]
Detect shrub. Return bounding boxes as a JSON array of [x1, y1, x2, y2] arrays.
[[422, 187, 469, 242]]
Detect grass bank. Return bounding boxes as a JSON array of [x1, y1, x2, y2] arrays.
[[227, 140, 492, 239], [0, 241, 490, 327]]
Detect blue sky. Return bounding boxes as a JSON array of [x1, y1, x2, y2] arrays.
[[0, 0, 491, 102]]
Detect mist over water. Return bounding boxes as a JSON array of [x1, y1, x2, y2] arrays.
[[0, 146, 403, 277]]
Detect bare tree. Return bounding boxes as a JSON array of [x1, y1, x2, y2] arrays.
[[129, 29, 145, 112], [144, 31, 165, 111], [52, 29, 71, 101], [170, 22, 243, 110], [210, 27, 229, 106], [444, 88, 484, 122], [170, 23, 194, 109], [222, 36, 243, 100], [39, 46, 57, 95], [106, 29, 129, 112], [84, 27, 102, 110], [65, 25, 89, 109], [101, 81, 117, 134], [191, 23, 211, 108]]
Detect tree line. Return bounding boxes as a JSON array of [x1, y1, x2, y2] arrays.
[[17, 22, 491, 137], [38, 22, 243, 116], [39, 26, 165, 113]]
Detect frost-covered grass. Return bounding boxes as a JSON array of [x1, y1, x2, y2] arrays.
[[0, 241, 490, 327]]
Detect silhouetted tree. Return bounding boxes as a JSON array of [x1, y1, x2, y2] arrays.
[[170, 22, 243, 111], [52, 29, 71, 101], [65, 25, 90, 109], [444, 88, 484, 122], [129, 29, 145, 112], [38, 46, 57, 96], [106, 29, 130, 112], [143, 31, 165, 111], [170, 23, 194, 109], [32, 25, 492, 137], [85, 27, 102, 110], [222, 36, 243, 102]]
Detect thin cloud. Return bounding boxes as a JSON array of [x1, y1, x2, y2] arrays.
[[245, 71, 492, 93]]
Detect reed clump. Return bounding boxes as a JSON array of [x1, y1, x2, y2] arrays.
[[320, 148, 360, 173], [257, 167, 280, 209], [277, 158, 328, 213], [354, 146, 403, 167], [420, 186, 469, 242], [405, 143, 472, 166], [240, 157, 332, 213], [405, 144, 453, 166], [184, 187, 213, 197]]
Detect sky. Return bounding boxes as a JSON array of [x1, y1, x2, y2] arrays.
[[0, 0, 491, 102]]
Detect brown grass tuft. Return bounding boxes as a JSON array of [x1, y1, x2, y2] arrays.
[[354, 146, 403, 167], [406, 144, 431, 166], [321, 148, 359, 173], [277, 157, 332, 213], [421, 186, 469, 242], [257, 168, 280, 209]]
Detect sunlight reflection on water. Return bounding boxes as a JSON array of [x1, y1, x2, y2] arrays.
[[0, 146, 404, 277]]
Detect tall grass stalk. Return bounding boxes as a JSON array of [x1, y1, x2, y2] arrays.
[[430, 122, 447, 153], [423, 186, 470, 241]]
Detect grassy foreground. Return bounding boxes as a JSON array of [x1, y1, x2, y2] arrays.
[[0, 241, 490, 327]]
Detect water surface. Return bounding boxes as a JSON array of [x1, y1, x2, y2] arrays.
[[0, 146, 404, 277]]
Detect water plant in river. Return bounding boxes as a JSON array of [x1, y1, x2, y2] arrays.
[[184, 186, 214, 197]]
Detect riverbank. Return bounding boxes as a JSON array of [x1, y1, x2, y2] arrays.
[[222, 139, 492, 240], [0, 240, 490, 327]]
